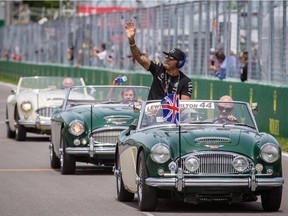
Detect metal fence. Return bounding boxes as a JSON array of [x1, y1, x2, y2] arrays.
[[0, 1, 287, 85]]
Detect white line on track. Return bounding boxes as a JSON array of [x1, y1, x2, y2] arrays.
[[141, 212, 154, 216]]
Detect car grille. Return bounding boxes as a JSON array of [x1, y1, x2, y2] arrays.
[[36, 107, 57, 117], [177, 152, 253, 174], [91, 128, 126, 144], [195, 137, 231, 143]]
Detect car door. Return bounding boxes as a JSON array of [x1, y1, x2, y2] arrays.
[[50, 109, 64, 157]]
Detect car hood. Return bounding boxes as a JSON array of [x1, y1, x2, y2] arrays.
[[63, 105, 138, 128], [146, 126, 260, 156], [18, 89, 66, 108]]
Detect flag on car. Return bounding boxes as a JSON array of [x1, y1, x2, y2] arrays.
[[161, 93, 180, 125]]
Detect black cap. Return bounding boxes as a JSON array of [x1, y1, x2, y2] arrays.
[[163, 48, 185, 61]]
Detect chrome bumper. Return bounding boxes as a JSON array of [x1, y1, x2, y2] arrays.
[[64, 140, 115, 159], [145, 177, 284, 191], [18, 119, 51, 129], [63, 137, 115, 158], [65, 146, 115, 155]]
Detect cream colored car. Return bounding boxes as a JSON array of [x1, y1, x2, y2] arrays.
[[6, 76, 85, 141]]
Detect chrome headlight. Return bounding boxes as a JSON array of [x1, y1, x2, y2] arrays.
[[150, 144, 170, 164], [69, 120, 85, 136], [20, 101, 32, 112], [232, 156, 249, 172], [184, 156, 200, 172], [260, 143, 280, 163]]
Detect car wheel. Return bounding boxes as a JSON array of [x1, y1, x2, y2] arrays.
[[60, 129, 76, 174], [261, 187, 282, 212], [137, 151, 158, 211], [6, 108, 15, 138], [15, 111, 26, 141], [116, 151, 134, 202], [50, 144, 61, 169]]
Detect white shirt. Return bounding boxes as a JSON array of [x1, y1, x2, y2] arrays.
[[97, 50, 107, 60]]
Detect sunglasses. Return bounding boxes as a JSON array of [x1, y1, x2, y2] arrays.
[[165, 55, 176, 61], [218, 106, 233, 112]]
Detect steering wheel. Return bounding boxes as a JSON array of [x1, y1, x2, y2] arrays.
[[101, 100, 119, 104], [122, 99, 138, 104], [213, 117, 229, 124]]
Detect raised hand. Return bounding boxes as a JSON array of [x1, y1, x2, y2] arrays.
[[125, 20, 136, 41], [113, 75, 121, 85]]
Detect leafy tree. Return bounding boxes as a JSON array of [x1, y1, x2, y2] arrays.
[[23, 0, 61, 21], [23, 1, 60, 9]]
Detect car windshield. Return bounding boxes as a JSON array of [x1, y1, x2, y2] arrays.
[[139, 100, 257, 130], [63, 85, 150, 108], [17, 76, 85, 92]]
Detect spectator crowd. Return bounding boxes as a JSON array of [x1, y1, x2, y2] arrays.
[[1, 44, 252, 83]]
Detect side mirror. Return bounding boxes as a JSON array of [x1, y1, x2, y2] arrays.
[[126, 119, 138, 135], [11, 88, 16, 94], [251, 103, 258, 115], [129, 124, 137, 131], [130, 118, 138, 130]]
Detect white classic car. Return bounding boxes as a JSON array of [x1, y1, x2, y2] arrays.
[[6, 76, 85, 141]]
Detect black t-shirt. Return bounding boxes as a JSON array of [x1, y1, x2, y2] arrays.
[[147, 61, 193, 100]]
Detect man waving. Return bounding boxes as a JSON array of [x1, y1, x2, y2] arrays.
[[125, 20, 193, 100]]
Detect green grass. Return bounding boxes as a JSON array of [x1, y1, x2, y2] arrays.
[[0, 77, 18, 85], [276, 137, 288, 152]]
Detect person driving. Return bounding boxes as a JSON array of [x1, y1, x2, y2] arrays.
[[108, 76, 136, 103], [121, 87, 135, 101], [216, 95, 237, 122], [63, 77, 74, 89]]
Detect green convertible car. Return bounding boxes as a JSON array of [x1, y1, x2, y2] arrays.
[[114, 99, 284, 211], [49, 85, 149, 174]]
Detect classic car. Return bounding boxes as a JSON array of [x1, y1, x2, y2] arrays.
[[49, 85, 150, 174], [6, 76, 85, 141], [114, 99, 284, 211]]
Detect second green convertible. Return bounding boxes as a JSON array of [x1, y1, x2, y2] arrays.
[[49, 85, 149, 174]]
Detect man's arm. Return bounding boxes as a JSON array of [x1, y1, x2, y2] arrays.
[[181, 95, 191, 100], [125, 20, 151, 70], [107, 76, 121, 100], [180, 80, 193, 100]]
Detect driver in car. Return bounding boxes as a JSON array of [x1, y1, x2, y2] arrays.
[[63, 77, 74, 89], [108, 76, 138, 103], [216, 95, 237, 123], [121, 87, 136, 102]]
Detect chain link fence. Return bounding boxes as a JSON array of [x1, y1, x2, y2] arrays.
[[0, 1, 287, 85]]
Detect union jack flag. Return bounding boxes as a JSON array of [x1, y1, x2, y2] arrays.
[[161, 93, 180, 125]]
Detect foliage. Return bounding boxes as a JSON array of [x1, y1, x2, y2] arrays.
[[276, 136, 288, 152], [22, 0, 60, 21], [23, 1, 60, 9]]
